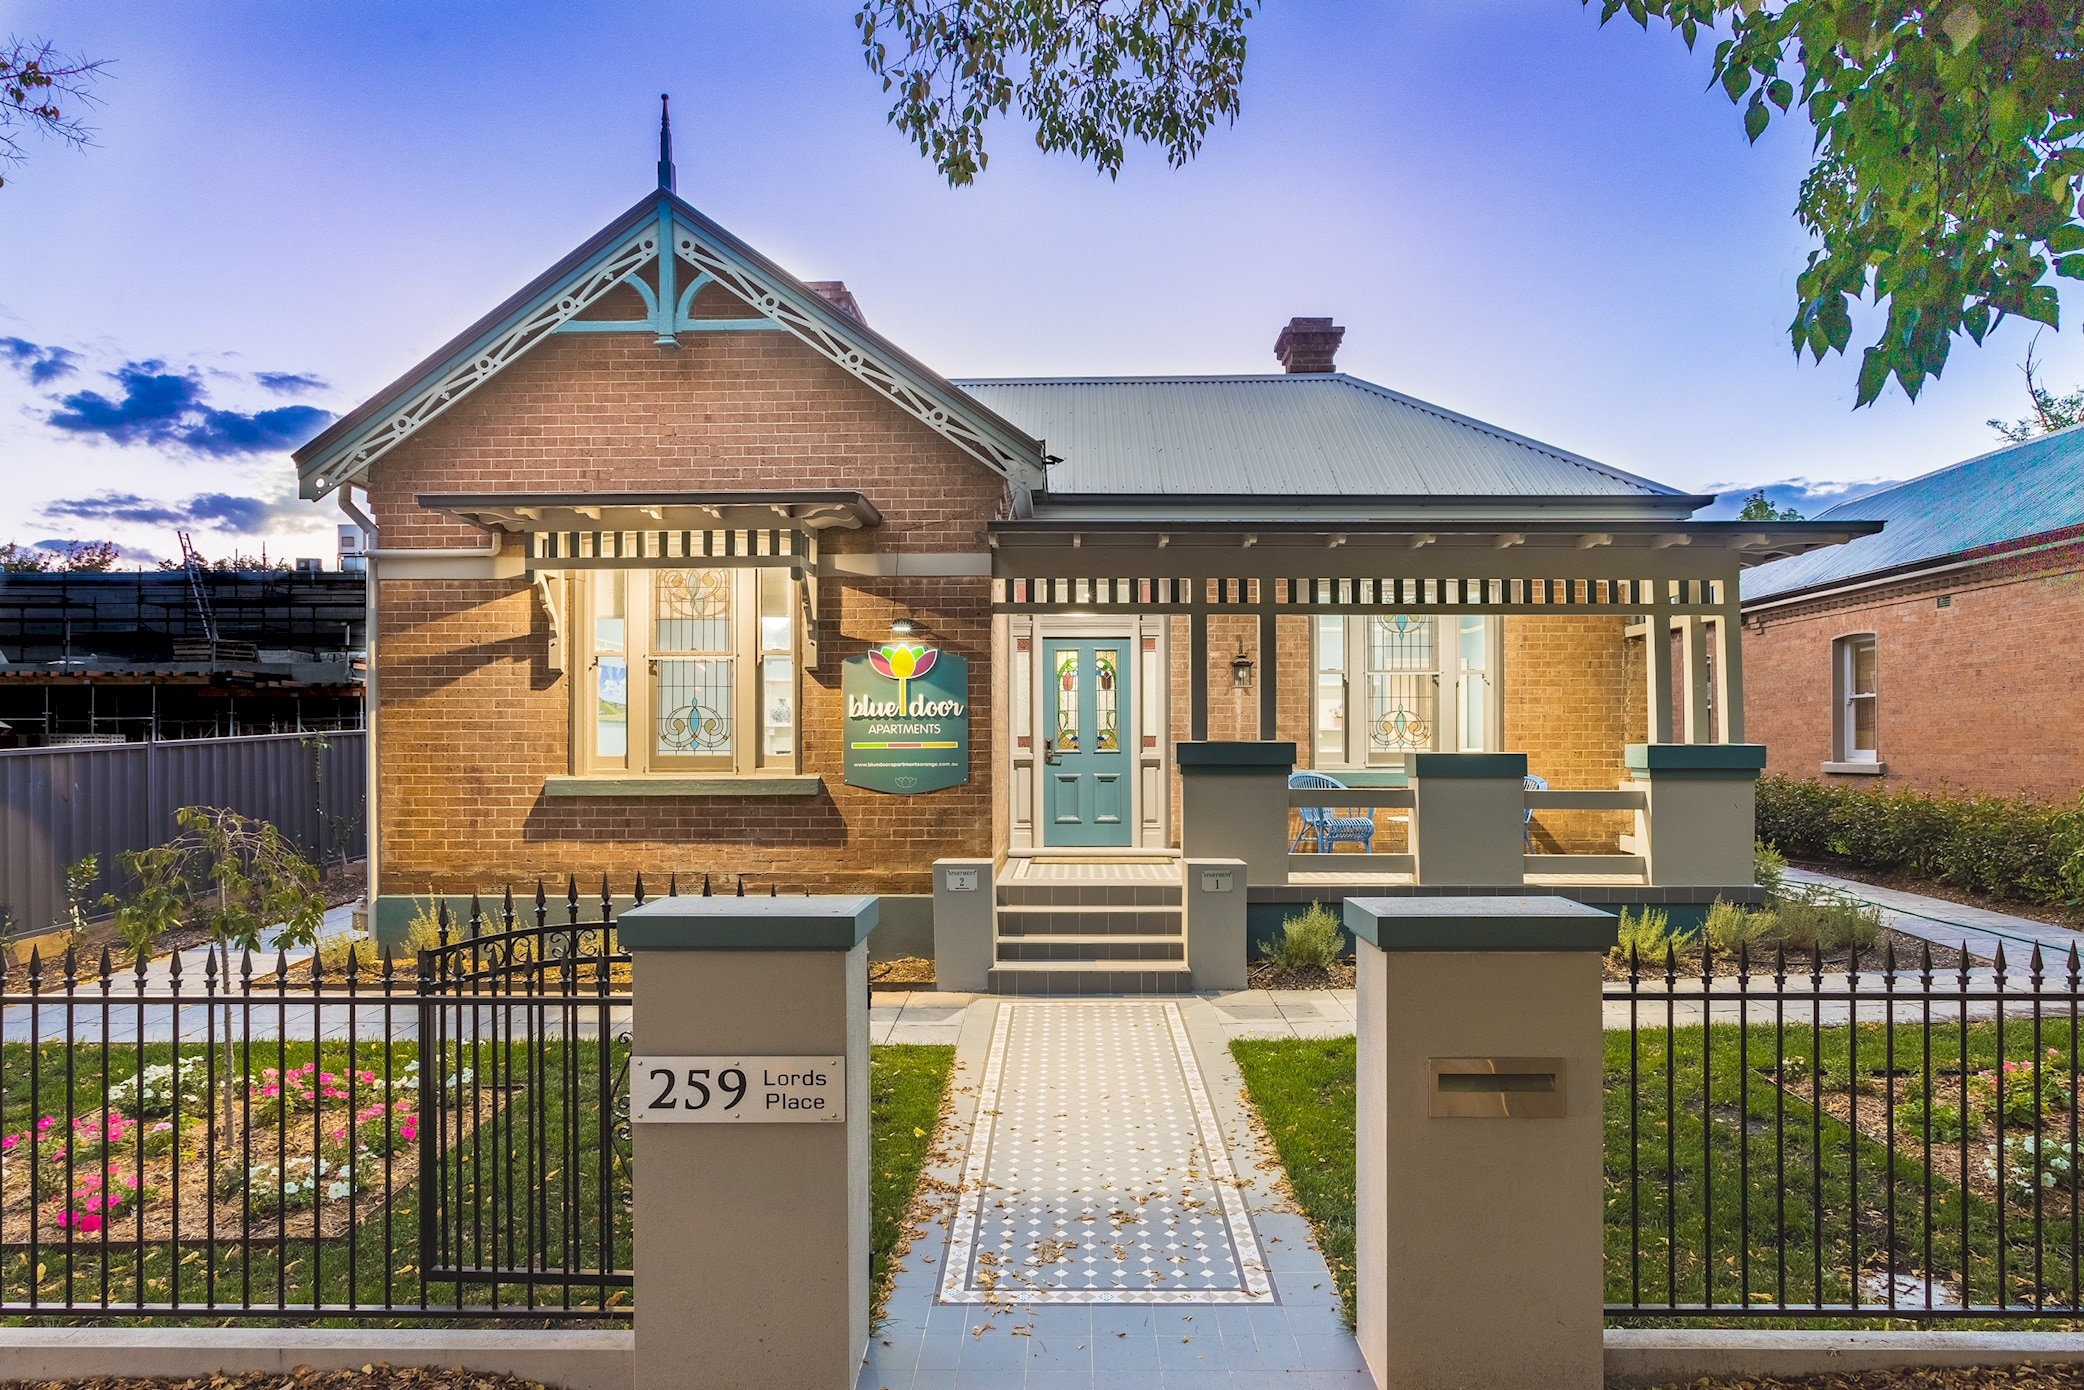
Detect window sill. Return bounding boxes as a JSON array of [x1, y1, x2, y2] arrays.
[[543, 774, 825, 798], [1820, 761, 1887, 777]]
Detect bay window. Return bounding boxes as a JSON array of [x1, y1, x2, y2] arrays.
[[574, 566, 797, 776]]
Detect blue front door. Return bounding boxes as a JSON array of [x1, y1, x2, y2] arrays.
[[1042, 638, 1133, 847]]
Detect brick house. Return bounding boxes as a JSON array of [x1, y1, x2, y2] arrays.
[[292, 137, 1868, 984], [1741, 428, 2084, 801]]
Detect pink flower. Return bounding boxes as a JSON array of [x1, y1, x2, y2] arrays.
[[36, 1117, 55, 1132], [148, 1121, 171, 1135], [2, 1135, 17, 1152]]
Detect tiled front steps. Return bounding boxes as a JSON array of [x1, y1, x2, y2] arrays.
[[989, 865, 1190, 995]]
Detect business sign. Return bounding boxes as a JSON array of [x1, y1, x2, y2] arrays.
[[842, 642, 969, 795], [631, 1056, 845, 1123]]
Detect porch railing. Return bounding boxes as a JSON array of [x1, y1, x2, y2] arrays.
[[1283, 784, 1652, 881]]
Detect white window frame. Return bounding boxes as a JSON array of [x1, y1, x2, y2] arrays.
[[569, 567, 799, 778], [1309, 614, 1501, 769], [1835, 632, 1879, 763]]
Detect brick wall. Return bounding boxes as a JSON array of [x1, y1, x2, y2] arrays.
[[1503, 615, 1634, 852], [1743, 539, 2084, 801], [366, 325, 1006, 895]]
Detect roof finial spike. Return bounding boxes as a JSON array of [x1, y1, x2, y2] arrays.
[[657, 93, 676, 193]]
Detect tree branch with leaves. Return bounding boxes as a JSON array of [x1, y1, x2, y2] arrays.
[[1590, 1, 2084, 406], [0, 37, 109, 189], [856, 0, 1253, 185]]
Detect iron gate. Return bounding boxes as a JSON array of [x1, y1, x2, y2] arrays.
[[417, 900, 633, 1310]]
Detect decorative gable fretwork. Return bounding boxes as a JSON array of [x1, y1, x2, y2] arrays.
[[295, 195, 1046, 501], [300, 228, 659, 497]]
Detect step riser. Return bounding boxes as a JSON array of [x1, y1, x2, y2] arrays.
[[996, 884, 1181, 908], [987, 967, 1194, 996], [997, 912, 1183, 937], [998, 940, 1185, 963]]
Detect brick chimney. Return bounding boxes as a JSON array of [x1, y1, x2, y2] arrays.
[[1273, 317, 1345, 374], [806, 281, 868, 326]]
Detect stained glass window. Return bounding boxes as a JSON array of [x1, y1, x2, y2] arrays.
[[1054, 649, 1080, 752], [653, 569, 733, 760], [1094, 648, 1120, 752]]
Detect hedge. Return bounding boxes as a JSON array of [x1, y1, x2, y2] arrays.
[[1756, 774, 2084, 909]]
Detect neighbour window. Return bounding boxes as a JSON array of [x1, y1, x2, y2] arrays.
[[575, 567, 797, 776], [1310, 614, 1497, 766], [1836, 633, 1878, 762]]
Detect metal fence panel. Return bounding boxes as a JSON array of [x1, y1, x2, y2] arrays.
[[0, 732, 365, 940]]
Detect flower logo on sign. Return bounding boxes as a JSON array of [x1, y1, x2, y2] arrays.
[[868, 643, 938, 711]]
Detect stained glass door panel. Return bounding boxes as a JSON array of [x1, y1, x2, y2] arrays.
[[1041, 638, 1133, 846]]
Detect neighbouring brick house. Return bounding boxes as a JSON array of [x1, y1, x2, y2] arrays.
[[292, 127, 1868, 980], [1741, 427, 2084, 802]]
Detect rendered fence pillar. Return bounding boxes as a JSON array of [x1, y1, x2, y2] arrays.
[[931, 858, 994, 992], [1346, 895, 1617, 1390], [1408, 751, 1526, 887], [618, 895, 874, 1390], [1176, 741, 1295, 887], [1184, 857, 1247, 991], [1626, 742, 1768, 888]]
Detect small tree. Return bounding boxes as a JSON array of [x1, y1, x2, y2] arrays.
[[1736, 488, 1805, 522], [60, 854, 98, 952], [111, 807, 326, 1138]]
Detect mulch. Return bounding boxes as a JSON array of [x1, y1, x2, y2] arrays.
[[1645, 1369, 2084, 1389], [1248, 959, 1357, 990], [3, 1369, 564, 1390]]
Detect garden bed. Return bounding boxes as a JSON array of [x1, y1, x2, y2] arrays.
[[3, 1369, 567, 1390]]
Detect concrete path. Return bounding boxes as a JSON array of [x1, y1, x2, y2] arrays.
[[859, 996, 1366, 1389], [1786, 867, 2084, 965]]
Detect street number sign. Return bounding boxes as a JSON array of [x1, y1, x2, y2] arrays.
[[631, 1056, 846, 1123]]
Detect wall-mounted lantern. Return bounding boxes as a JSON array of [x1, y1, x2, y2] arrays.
[[1230, 641, 1255, 691]]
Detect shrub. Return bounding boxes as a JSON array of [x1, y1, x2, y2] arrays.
[[1765, 884, 1883, 953], [1263, 902, 1344, 975], [1756, 775, 2084, 908], [1754, 840, 1788, 898], [1704, 898, 1772, 955], [1612, 905, 1681, 967]]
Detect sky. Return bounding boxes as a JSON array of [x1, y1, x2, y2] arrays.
[[3, 1, 2080, 567]]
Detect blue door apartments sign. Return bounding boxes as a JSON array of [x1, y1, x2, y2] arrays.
[[842, 643, 970, 795]]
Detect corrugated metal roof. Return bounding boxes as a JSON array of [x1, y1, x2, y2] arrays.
[[1741, 425, 2084, 602], [951, 375, 1688, 502]]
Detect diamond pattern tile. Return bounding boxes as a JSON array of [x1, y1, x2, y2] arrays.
[[939, 1001, 1273, 1305]]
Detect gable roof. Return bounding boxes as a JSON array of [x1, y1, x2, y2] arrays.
[[956, 375, 1702, 511], [294, 191, 1046, 500], [1741, 425, 2084, 603]]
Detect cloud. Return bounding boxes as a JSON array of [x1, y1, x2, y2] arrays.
[[46, 360, 335, 456], [43, 489, 306, 532], [255, 370, 328, 395], [0, 336, 80, 385], [1696, 477, 1900, 521]]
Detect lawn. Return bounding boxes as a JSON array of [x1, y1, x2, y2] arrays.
[[1234, 1022, 2084, 1330]]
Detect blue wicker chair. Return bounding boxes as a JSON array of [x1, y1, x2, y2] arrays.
[[1523, 773, 1549, 848], [1289, 771, 1375, 854]]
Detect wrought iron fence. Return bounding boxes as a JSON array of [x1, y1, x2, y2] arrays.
[[0, 876, 646, 1322], [1606, 941, 2084, 1323]]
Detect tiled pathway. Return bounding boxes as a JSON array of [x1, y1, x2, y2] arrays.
[[860, 997, 1367, 1388], [1787, 867, 2084, 964]]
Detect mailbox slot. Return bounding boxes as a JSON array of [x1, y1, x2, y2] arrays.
[[1428, 1057, 1566, 1118]]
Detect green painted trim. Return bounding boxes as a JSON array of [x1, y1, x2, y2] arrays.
[[1410, 752, 1528, 780], [1344, 895, 1616, 952], [1175, 741, 1297, 771], [617, 896, 879, 951], [1625, 743, 1767, 774], [543, 774, 825, 798]]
